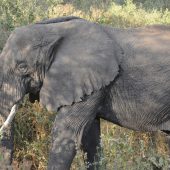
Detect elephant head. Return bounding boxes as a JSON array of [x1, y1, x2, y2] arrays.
[[0, 28, 42, 121], [0, 25, 47, 165]]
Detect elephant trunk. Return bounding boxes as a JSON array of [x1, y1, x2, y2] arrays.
[[0, 75, 25, 167], [0, 84, 15, 167], [0, 124, 14, 167], [0, 105, 17, 168]]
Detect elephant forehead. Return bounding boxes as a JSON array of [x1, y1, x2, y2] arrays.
[[0, 29, 32, 67]]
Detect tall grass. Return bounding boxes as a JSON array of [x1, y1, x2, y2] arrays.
[[0, 0, 170, 169]]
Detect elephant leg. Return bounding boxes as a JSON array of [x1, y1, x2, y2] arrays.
[[48, 114, 76, 170], [0, 124, 14, 167], [81, 118, 101, 170], [48, 92, 103, 170]]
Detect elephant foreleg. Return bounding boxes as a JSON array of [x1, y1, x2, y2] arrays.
[[48, 112, 99, 170], [48, 114, 76, 170], [48, 91, 103, 170], [81, 118, 101, 170]]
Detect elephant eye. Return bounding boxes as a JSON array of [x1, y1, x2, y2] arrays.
[[17, 62, 28, 74]]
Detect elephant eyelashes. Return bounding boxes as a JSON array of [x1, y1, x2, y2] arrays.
[[17, 62, 28, 74]]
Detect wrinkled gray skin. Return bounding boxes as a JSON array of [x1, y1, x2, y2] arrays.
[[0, 16, 170, 169]]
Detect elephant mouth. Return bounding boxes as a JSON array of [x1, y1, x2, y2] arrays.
[[0, 77, 42, 133]]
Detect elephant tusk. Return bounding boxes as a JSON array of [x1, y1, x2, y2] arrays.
[[0, 104, 17, 133]]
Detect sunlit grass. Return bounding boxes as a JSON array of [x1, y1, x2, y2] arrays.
[[48, 0, 170, 27]]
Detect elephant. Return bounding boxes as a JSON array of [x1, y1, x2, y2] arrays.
[[0, 16, 170, 170]]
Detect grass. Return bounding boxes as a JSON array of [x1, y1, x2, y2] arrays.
[[0, 0, 170, 169], [47, 0, 170, 27]]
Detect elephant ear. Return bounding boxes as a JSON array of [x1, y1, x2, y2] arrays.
[[40, 25, 122, 112]]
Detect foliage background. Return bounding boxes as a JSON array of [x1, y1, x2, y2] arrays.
[[0, 0, 170, 169]]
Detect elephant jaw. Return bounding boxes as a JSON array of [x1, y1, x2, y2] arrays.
[[0, 104, 17, 133]]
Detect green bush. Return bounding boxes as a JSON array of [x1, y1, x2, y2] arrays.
[[0, 0, 53, 30], [134, 0, 170, 10], [107, 0, 170, 27]]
